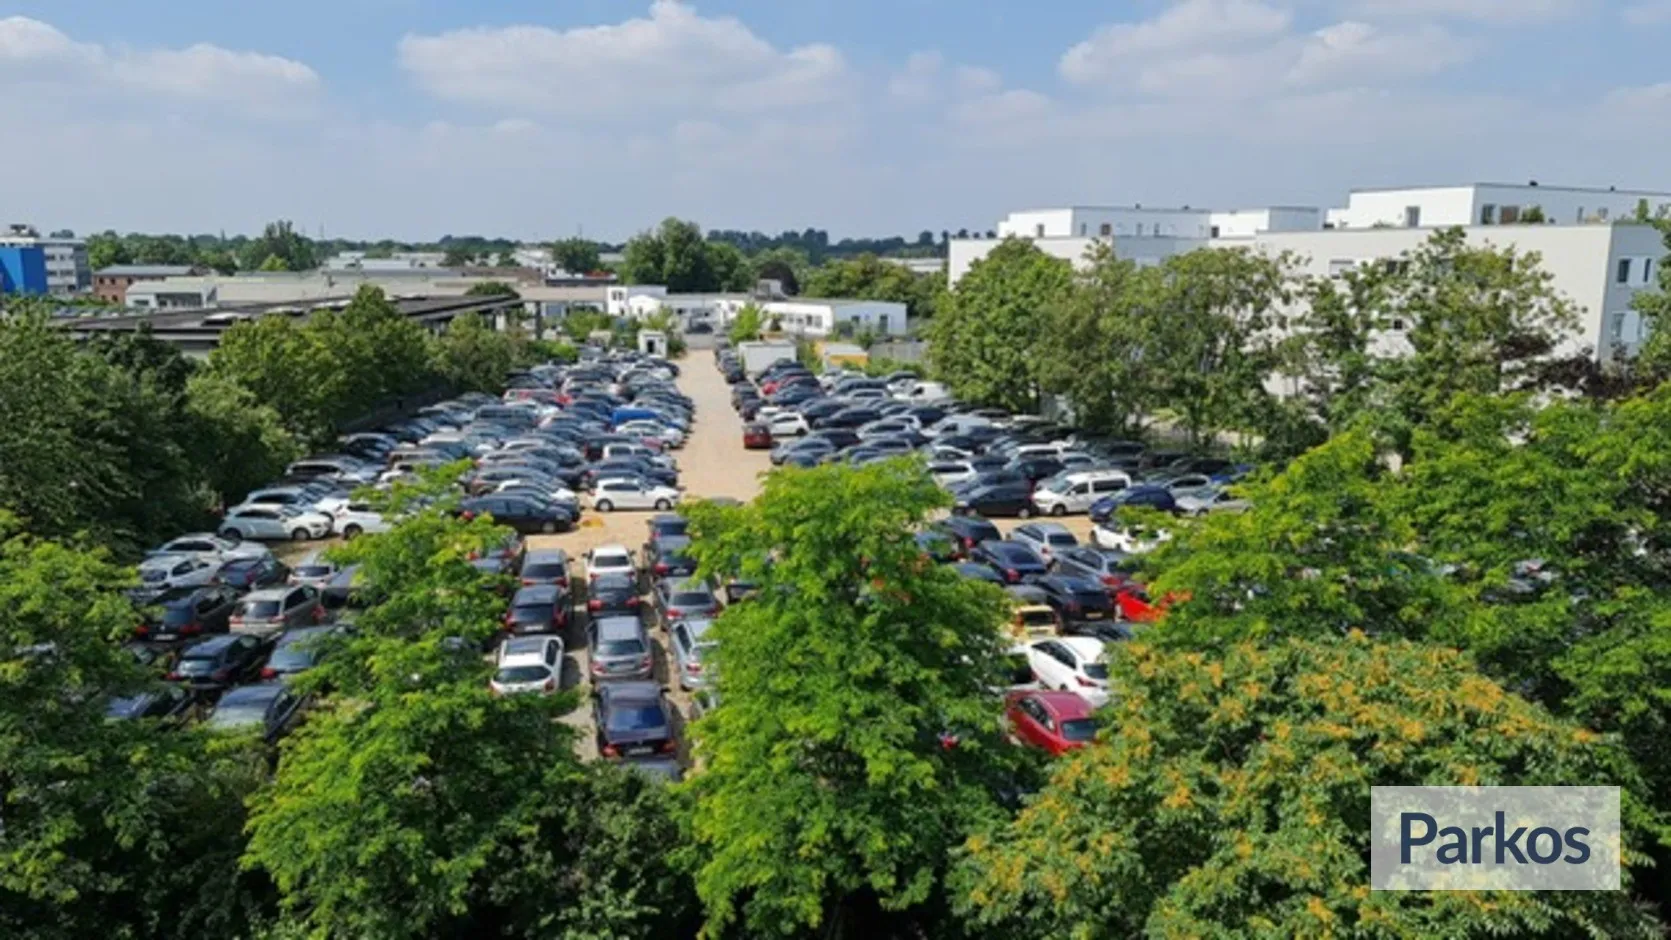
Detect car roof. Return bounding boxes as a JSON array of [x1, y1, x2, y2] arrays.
[[525, 548, 571, 565], [591, 571, 636, 588], [1032, 522, 1073, 535], [1026, 690, 1095, 719], [183, 634, 243, 654], [989, 541, 1037, 555], [218, 682, 288, 706], [672, 617, 715, 638], [1041, 574, 1102, 591], [592, 543, 631, 556], [1058, 636, 1107, 657], [502, 635, 554, 656], [276, 625, 336, 644], [243, 587, 295, 601], [513, 584, 560, 603], [652, 534, 693, 551], [599, 680, 661, 702], [595, 615, 646, 638]]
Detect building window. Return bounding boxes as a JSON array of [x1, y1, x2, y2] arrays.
[[1612, 312, 1627, 341], [1034, 224, 1045, 238], [1135, 223, 1145, 236], [1404, 206, 1421, 227], [1079, 223, 1086, 236], [1210, 225, 1221, 238], [1499, 206, 1520, 224], [1099, 223, 1112, 237], [1480, 204, 1496, 224], [1328, 259, 1354, 278], [1645, 259, 1656, 285], [1618, 258, 1633, 284], [1598, 207, 1610, 221], [1576, 206, 1586, 223], [1391, 318, 1408, 331]]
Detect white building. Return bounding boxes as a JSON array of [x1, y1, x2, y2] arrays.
[[613, 289, 907, 337], [1326, 182, 1671, 230], [0, 224, 89, 295], [126, 278, 219, 310]]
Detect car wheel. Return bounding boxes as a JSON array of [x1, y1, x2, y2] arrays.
[[1050, 503, 1067, 517], [654, 499, 672, 511], [541, 520, 556, 534], [291, 528, 309, 541], [596, 500, 614, 512], [220, 528, 243, 542], [343, 524, 363, 540], [1016, 505, 1034, 519]]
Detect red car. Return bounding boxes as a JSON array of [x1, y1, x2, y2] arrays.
[[742, 422, 773, 449], [1113, 586, 1175, 623], [1005, 690, 1098, 756]]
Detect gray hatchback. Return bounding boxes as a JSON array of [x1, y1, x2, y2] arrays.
[[587, 614, 653, 681]]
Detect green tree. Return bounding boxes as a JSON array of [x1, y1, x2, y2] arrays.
[[750, 246, 810, 295], [550, 237, 602, 275], [727, 303, 765, 343], [86, 231, 131, 270], [925, 238, 1072, 412], [955, 634, 1663, 939], [442, 246, 473, 268], [433, 313, 520, 394], [464, 280, 520, 298], [802, 253, 942, 318], [184, 372, 301, 507], [239, 220, 316, 272], [1035, 243, 1154, 435], [678, 462, 1018, 937], [1630, 218, 1671, 375], [621, 218, 723, 292]]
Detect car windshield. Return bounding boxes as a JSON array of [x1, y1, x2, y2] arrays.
[[293, 564, 333, 578], [175, 657, 216, 675], [1036, 706, 1097, 738], [1047, 533, 1077, 547], [512, 604, 554, 620], [207, 703, 267, 728], [240, 600, 282, 619], [593, 555, 630, 569], [523, 562, 566, 579], [1019, 609, 1057, 628], [140, 568, 169, 583], [671, 591, 713, 607], [268, 643, 321, 671], [104, 695, 150, 718], [598, 637, 645, 657], [495, 665, 551, 684], [609, 703, 667, 731], [1083, 662, 1109, 680]]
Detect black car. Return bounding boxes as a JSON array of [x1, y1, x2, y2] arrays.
[[955, 482, 1039, 519], [105, 685, 196, 723], [135, 585, 242, 643], [217, 555, 291, 590], [806, 428, 862, 451], [594, 681, 677, 759], [915, 530, 961, 563], [969, 541, 1050, 585], [519, 548, 572, 589], [812, 408, 881, 430], [586, 572, 643, 618], [1033, 575, 1120, 631], [168, 634, 270, 693], [644, 513, 689, 544], [1008, 456, 1066, 487], [952, 562, 1005, 585], [644, 535, 698, 580], [457, 495, 576, 534], [505, 584, 569, 633], [1053, 546, 1140, 591], [261, 625, 344, 681], [798, 399, 846, 421], [933, 516, 1003, 556], [205, 683, 308, 743]]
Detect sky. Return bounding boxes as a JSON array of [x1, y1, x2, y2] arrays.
[[2, 0, 1669, 242]]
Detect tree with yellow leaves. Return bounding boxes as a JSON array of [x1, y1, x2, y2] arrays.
[[951, 634, 1663, 939]]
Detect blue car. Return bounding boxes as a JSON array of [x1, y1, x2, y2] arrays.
[[1089, 485, 1177, 523]]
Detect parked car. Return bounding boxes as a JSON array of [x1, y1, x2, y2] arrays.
[[1005, 690, 1098, 756], [1005, 585, 1061, 641], [1024, 637, 1110, 706], [653, 578, 722, 628], [1088, 485, 1178, 522], [1033, 575, 1119, 631], [216, 555, 290, 590], [594, 681, 677, 759], [1030, 470, 1133, 516], [205, 683, 308, 743], [669, 617, 717, 690], [584, 544, 636, 582], [230, 586, 323, 638], [585, 572, 643, 618], [644, 534, 698, 579], [105, 685, 196, 723], [954, 482, 1039, 519], [933, 516, 1003, 556], [953, 561, 1006, 585], [219, 506, 333, 542], [591, 478, 682, 512], [1175, 487, 1251, 516], [588, 615, 654, 681], [138, 554, 224, 592], [260, 625, 343, 681], [970, 541, 1050, 585], [1009, 522, 1080, 565], [134, 585, 241, 642], [168, 634, 270, 693], [456, 495, 576, 534], [519, 548, 572, 589], [505, 584, 569, 633], [490, 635, 565, 696], [287, 551, 339, 588], [1053, 546, 1141, 591], [332, 501, 391, 539], [1091, 521, 1173, 554], [149, 532, 271, 563], [742, 423, 773, 449]]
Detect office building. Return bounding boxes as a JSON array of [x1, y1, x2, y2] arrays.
[[0, 224, 89, 295]]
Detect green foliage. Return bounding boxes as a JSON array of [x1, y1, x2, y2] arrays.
[[1631, 219, 1671, 375], [749, 246, 810, 295], [561, 309, 615, 343], [432, 313, 522, 394], [955, 634, 1662, 939], [464, 280, 520, 297], [550, 237, 602, 276], [238, 221, 316, 272], [621, 218, 717, 292], [926, 238, 1073, 413], [678, 461, 1020, 937], [727, 304, 766, 344], [803, 253, 945, 318], [184, 372, 302, 509]]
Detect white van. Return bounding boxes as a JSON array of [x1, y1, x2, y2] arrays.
[[1031, 469, 1132, 517], [896, 380, 951, 404]]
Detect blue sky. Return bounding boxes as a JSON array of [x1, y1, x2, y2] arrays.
[[3, 1, 1669, 241]]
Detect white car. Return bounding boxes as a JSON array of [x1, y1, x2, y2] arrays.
[[1176, 488, 1251, 516], [766, 412, 811, 440], [490, 635, 565, 696], [591, 478, 681, 513], [1031, 470, 1133, 517], [137, 554, 224, 591], [148, 532, 272, 564], [927, 459, 978, 487], [1091, 522, 1173, 554], [235, 486, 349, 518], [219, 506, 334, 542], [287, 551, 340, 588], [332, 501, 392, 539], [1025, 637, 1110, 706], [617, 420, 685, 448], [583, 544, 636, 582], [1009, 522, 1081, 564]]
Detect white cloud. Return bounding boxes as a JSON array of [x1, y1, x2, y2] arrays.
[[1343, 0, 1588, 23], [888, 51, 1004, 106], [1287, 21, 1472, 87], [1622, 0, 1671, 23], [0, 16, 319, 106], [398, 0, 848, 118], [1060, 0, 1291, 84]]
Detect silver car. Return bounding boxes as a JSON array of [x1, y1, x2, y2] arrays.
[[669, 617, 717, 691], [1009, 522, 1081, 565], [1176, 487, 1251, 516], [287, 551, 339, 588], [588, 615, 653, 681]]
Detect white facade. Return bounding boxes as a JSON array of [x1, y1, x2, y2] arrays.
[[618, 291, 908, 337], [997, 207, 1216, 240], [0, 227, 89, 295], [1210, 207, 1323, 238], [948, 235, 1207, 284], [127, 279, 218, 310], [605, 285, 668, 316], [1329, 183, 1671, 230]]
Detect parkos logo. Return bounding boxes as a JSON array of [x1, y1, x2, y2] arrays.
[[1370, 787, 1621, 891]]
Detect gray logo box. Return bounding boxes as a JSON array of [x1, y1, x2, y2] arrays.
[[1371, 786, 1620, 891]]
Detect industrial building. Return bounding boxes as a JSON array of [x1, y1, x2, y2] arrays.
[[603, 283, 907, 337], [0, 245, 48, 295], [0, 225, 89, 295]]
